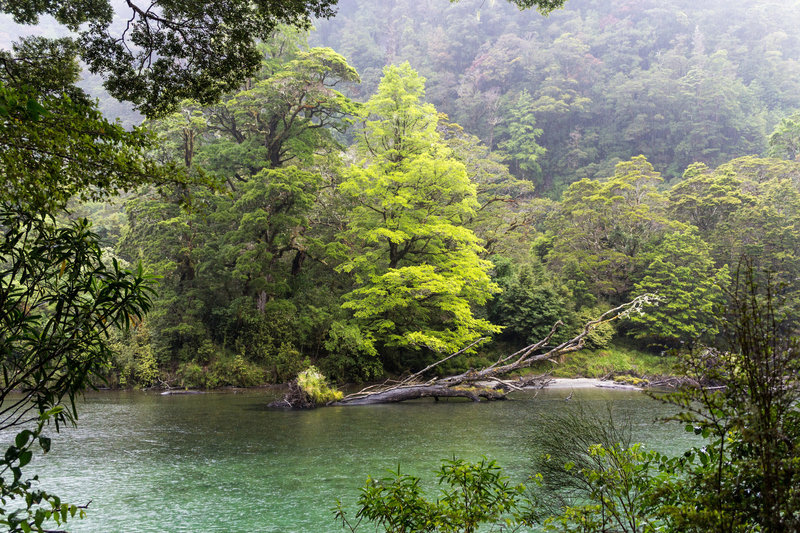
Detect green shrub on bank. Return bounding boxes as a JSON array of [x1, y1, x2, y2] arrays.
[[297, 366, 343, 405], [177, 355, 265, 389], [107, 322, 159, 388]]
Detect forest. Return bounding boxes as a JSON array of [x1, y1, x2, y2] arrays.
[[2, 0, 800, 531], [79, 0, 800, 390]]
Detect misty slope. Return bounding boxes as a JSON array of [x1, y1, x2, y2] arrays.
[[313, 0, 800, 194]]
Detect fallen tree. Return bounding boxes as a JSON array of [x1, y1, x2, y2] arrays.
[[273, 296, 653, 407]]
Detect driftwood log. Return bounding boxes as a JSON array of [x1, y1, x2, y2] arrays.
[[277, 296, 652, 407]]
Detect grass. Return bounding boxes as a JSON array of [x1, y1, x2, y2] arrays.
[[528, 345, 676, 379]]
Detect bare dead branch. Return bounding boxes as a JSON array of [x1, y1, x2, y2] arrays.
[[282, 296, 653, 407]]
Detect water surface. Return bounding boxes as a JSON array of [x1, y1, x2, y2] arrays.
[[21, 387, 699, 532]]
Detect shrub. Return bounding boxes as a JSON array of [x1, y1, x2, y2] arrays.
[[296, 366, 343, 405]]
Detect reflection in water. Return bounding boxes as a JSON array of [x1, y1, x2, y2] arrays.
[[18, 388, 698, 532]]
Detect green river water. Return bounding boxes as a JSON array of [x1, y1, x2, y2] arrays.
[[21, 387, 699, 532]]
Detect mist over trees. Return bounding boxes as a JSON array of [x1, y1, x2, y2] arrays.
[[3, 0, 797, 390], [313, 0, 800, 196], [100, 11, 800, 388]]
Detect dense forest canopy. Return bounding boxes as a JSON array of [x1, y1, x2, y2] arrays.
[[11, 0, 789, 389], [2, 0, 799, 389], [313, 0, 800, 195]]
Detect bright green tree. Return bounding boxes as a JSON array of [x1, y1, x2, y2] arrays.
[[336, 63, 501, 361]]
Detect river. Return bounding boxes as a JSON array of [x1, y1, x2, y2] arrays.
[[22, 387, 699, 532]]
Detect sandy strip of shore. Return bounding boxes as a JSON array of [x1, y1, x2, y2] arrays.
[[546, 378, 641, 390]]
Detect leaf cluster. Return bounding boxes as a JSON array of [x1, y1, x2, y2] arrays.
[[335, 457, 532, 533]]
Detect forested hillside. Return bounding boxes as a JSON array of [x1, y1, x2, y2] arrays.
[[85, 9, 800, 388], [5, 1, 800, 531], [314, 0, 800, 195], [6, 0, 798, 388]]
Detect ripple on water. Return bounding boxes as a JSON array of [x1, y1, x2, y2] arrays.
[[10, 388, 698, 532]]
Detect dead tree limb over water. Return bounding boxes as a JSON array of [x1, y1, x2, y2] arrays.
[[275, 296, 653, 408]]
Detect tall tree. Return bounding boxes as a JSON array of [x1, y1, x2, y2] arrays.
[[336, 63, 500, 362], [497, 89, 546, 183], [627, 230, 730, 347], [546, 156, 673, 303]]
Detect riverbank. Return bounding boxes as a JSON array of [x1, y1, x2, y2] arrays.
[[528, 345, 675, 379], [546, 377, 643, 391]]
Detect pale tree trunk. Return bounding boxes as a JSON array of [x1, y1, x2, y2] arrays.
[[277, 296, 654, 408]]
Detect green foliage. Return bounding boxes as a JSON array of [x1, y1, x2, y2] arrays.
[[320, 321, 383, 383], [0, 208, 154, 429], [628, 231, 730, 347], [497, 89, 546, 183], [668, 162, 754, 234], [547, 156, 674, 302], [0, 177, 154, 529], [530, 346, 672, 379], [316, 0, 787, 194], [176, 42, 361, 170], [177, 362, 214, 390], [768, 112, 800, 161], [117, 34, 366, 383], [214, 355, 266, 388], [296, 366, 343, 405], [335, 457, 533, 533], [1, 0, 340, 117], [436, 117, 537, 256], [653, 265, 800, 531], [108, 322, 159, 388], [0, 81, 188, 215], [575, 307, 616, 351], [668, 157, 800, 319], [489, 257, 577, 346], [177, 352, 266, 389], [451, 0, 566, 14], [230, 303, 307, 383], [533, 265, 800, 533], [541, 443, 667, 533], [337, 63, 501, 359], [0, 409, 87, 533]]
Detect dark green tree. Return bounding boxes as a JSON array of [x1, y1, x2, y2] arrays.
[[627, 231, 730, 348]]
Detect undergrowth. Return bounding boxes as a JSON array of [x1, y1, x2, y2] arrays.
[[530, 345, 676, 379]]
